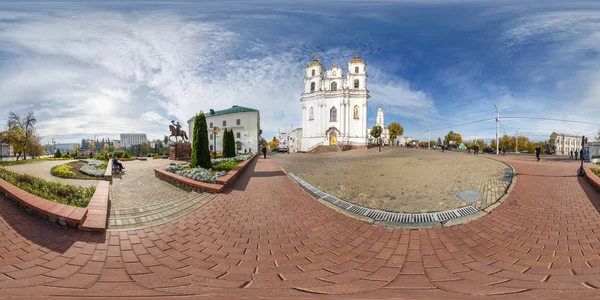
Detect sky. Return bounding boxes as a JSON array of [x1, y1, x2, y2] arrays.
[[1, 0, 599, 145]]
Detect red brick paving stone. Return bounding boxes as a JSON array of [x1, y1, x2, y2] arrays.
[[2, 156, 600, 298], [294, 279, 389, 294], [384, 274, 436, 289], [46, 273, 99, 289]]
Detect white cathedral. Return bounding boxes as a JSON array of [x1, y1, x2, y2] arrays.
[[300, 53, 370, 151]]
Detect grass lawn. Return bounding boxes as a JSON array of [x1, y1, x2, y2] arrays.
[[592, 168, 600, 178], [0, 157, 72, 167], [0, 168, 95, 207]]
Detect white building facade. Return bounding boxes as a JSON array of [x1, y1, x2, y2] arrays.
[[277, 126, 303, 153], [366, 107, 391, 145], [549, 132, 582, 155], [300, 54, 369, 151], [120, 133, 147, 149], [188, 105, 261, 154]]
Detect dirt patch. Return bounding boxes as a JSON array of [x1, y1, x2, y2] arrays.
[[68, 161, 103, 180]]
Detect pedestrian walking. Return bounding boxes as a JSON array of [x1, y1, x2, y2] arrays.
[[502, 147, 506, 156], [569, 151, 573, 159], [262, 146, 267, 159], [475, 145, 479, 155], [535, 145, 541, 161], [467, 146, 471, 154], [575, 149, 578, 160]]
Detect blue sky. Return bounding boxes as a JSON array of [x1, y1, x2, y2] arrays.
[[0, 0, 599, 144]]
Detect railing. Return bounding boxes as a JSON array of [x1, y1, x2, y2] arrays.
[[307, 141, 324, 152]]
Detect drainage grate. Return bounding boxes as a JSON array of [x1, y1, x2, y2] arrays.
[[289, 173, 480, 225], [456, 189, 484, 203], [502, 168, 514, 182]]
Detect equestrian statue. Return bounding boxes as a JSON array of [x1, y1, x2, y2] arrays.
[[169, 120, 188, 143]]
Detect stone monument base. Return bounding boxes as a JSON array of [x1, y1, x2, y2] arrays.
[[170, 142, 191, 161]]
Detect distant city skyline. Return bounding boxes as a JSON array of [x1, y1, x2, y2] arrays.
[[1, 1, 599, 144]]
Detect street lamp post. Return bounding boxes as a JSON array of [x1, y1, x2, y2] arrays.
[[515, 128, 520, 153], [494, 105, 499, 155]]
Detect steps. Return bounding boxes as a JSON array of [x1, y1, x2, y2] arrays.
[[311, 145, 341, 154], [107, 192, 216, 230]]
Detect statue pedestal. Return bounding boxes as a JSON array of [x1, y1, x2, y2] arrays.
[[170, 142, 191, 161]]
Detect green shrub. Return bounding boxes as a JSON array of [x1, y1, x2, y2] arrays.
[[54, 149, 62, 158], [61, 153, 72, 159], [191, 113, 211, 169], [211, 160, 242, 172], [592, 168, 600, 178], [51, 164, 76, 178], [0, 168, 94, 207]]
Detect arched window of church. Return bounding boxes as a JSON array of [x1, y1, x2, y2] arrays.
[[353, 105, 359, 119], [355, 66, 359, 73], [331, 81, 337, 91], [354, 79, 359, 89], [312, 69, 315, 76], [310, 82, 315, 92], [330, 107, 337, 122], [309, 107, 314, 120]]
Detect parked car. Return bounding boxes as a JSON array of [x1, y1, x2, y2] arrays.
[[482, 148, 496, 154], [277, 146, 288, 153]]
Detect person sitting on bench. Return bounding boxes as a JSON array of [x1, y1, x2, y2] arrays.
[[112, 157, 124, 171]]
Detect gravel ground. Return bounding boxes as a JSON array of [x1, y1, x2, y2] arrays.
[[271, 147, 511, 213]]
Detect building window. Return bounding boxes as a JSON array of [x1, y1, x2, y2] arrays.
[[354, 105, 359, 119], [310, 82, 315, 92], [331, 82, 337, 91], [210, 145, 213, 151], [209, 122, 213, 128], [311, 69, 315, 76], [236, 132, 241, 139], [237, 144, 242, 151], [236, 119, 240, 125], [223, 120, 226, 127], [354, 79, 359, 89], [309, 107, 314, 120], [330, 107, 337, 122], [355, 66, 359, 73], [210, 134, 213, 140]]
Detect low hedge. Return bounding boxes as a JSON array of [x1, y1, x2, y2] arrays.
[[0, 168, 95, 207], [51, 164, 76, 178], [212, 160, 242, 172]]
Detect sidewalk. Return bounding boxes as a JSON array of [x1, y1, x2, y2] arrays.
[[0, 157, 599, 298]]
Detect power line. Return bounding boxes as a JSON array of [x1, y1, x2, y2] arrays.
[[501, 117, 600, 126]]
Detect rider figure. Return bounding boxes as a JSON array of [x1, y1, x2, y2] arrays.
[[171, 120, 182, 141]]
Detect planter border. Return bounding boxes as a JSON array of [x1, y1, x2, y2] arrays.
[[583, 164, 600, 192], [154, 153, 259, 193], [0, 178, 109, 231]]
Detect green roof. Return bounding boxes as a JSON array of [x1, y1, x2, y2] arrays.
[[188, 105, 258, 121]]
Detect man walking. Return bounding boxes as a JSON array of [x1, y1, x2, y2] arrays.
[[535, 145, 541, 161], [262, 146, 267, 159], [502, 147, 506, 156], [569, 151, 573, 159], [575, 149, 578, 160]]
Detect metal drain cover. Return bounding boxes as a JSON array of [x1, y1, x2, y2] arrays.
[[456, 189, 484, 202]]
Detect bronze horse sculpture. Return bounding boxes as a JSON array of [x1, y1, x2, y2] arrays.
[[169, 120, 188, 142]]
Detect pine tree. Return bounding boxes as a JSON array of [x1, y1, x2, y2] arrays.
[[222, 129, 229, 158], [229, 129, 236, 157], [190, 113, 211, 169], [54, 149, 62, 158]]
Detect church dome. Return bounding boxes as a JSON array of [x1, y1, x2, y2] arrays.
[[350, 52, 365, 64]]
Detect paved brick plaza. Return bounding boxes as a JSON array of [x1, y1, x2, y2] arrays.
[[272, 148, 511, 213], [0, 153, 599, 299]]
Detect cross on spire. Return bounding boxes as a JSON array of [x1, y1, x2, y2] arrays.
[[313, 53, 319, 61], [353, 51, 360, 58]]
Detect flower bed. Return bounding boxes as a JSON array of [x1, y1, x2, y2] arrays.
[[51, 164, 76, 178], [0, 168, 95, 207], [165, 154, 251, 183], [79, 159, 106, 177]]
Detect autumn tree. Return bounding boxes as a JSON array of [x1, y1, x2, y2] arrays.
[[443, 131, 462, 148], [7, 111, 37, 160], [88, 140, 96, 151], [103, 143, 110, 153], [387, 122, 404, 144]]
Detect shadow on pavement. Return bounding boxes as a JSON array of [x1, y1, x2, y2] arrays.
[[578, 176, 600, 212], [225, 157, 259, 193], [0, 194, 107, 253]]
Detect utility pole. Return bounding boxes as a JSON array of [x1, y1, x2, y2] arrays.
[[515, 128, 520, 153], [428, 127, 431, 150], [494, 105, 499, 155]]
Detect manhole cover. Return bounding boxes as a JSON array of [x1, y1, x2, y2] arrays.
[[456, 190, 484, 202]]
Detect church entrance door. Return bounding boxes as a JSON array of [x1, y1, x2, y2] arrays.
[[329, 133, 337, 145]]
